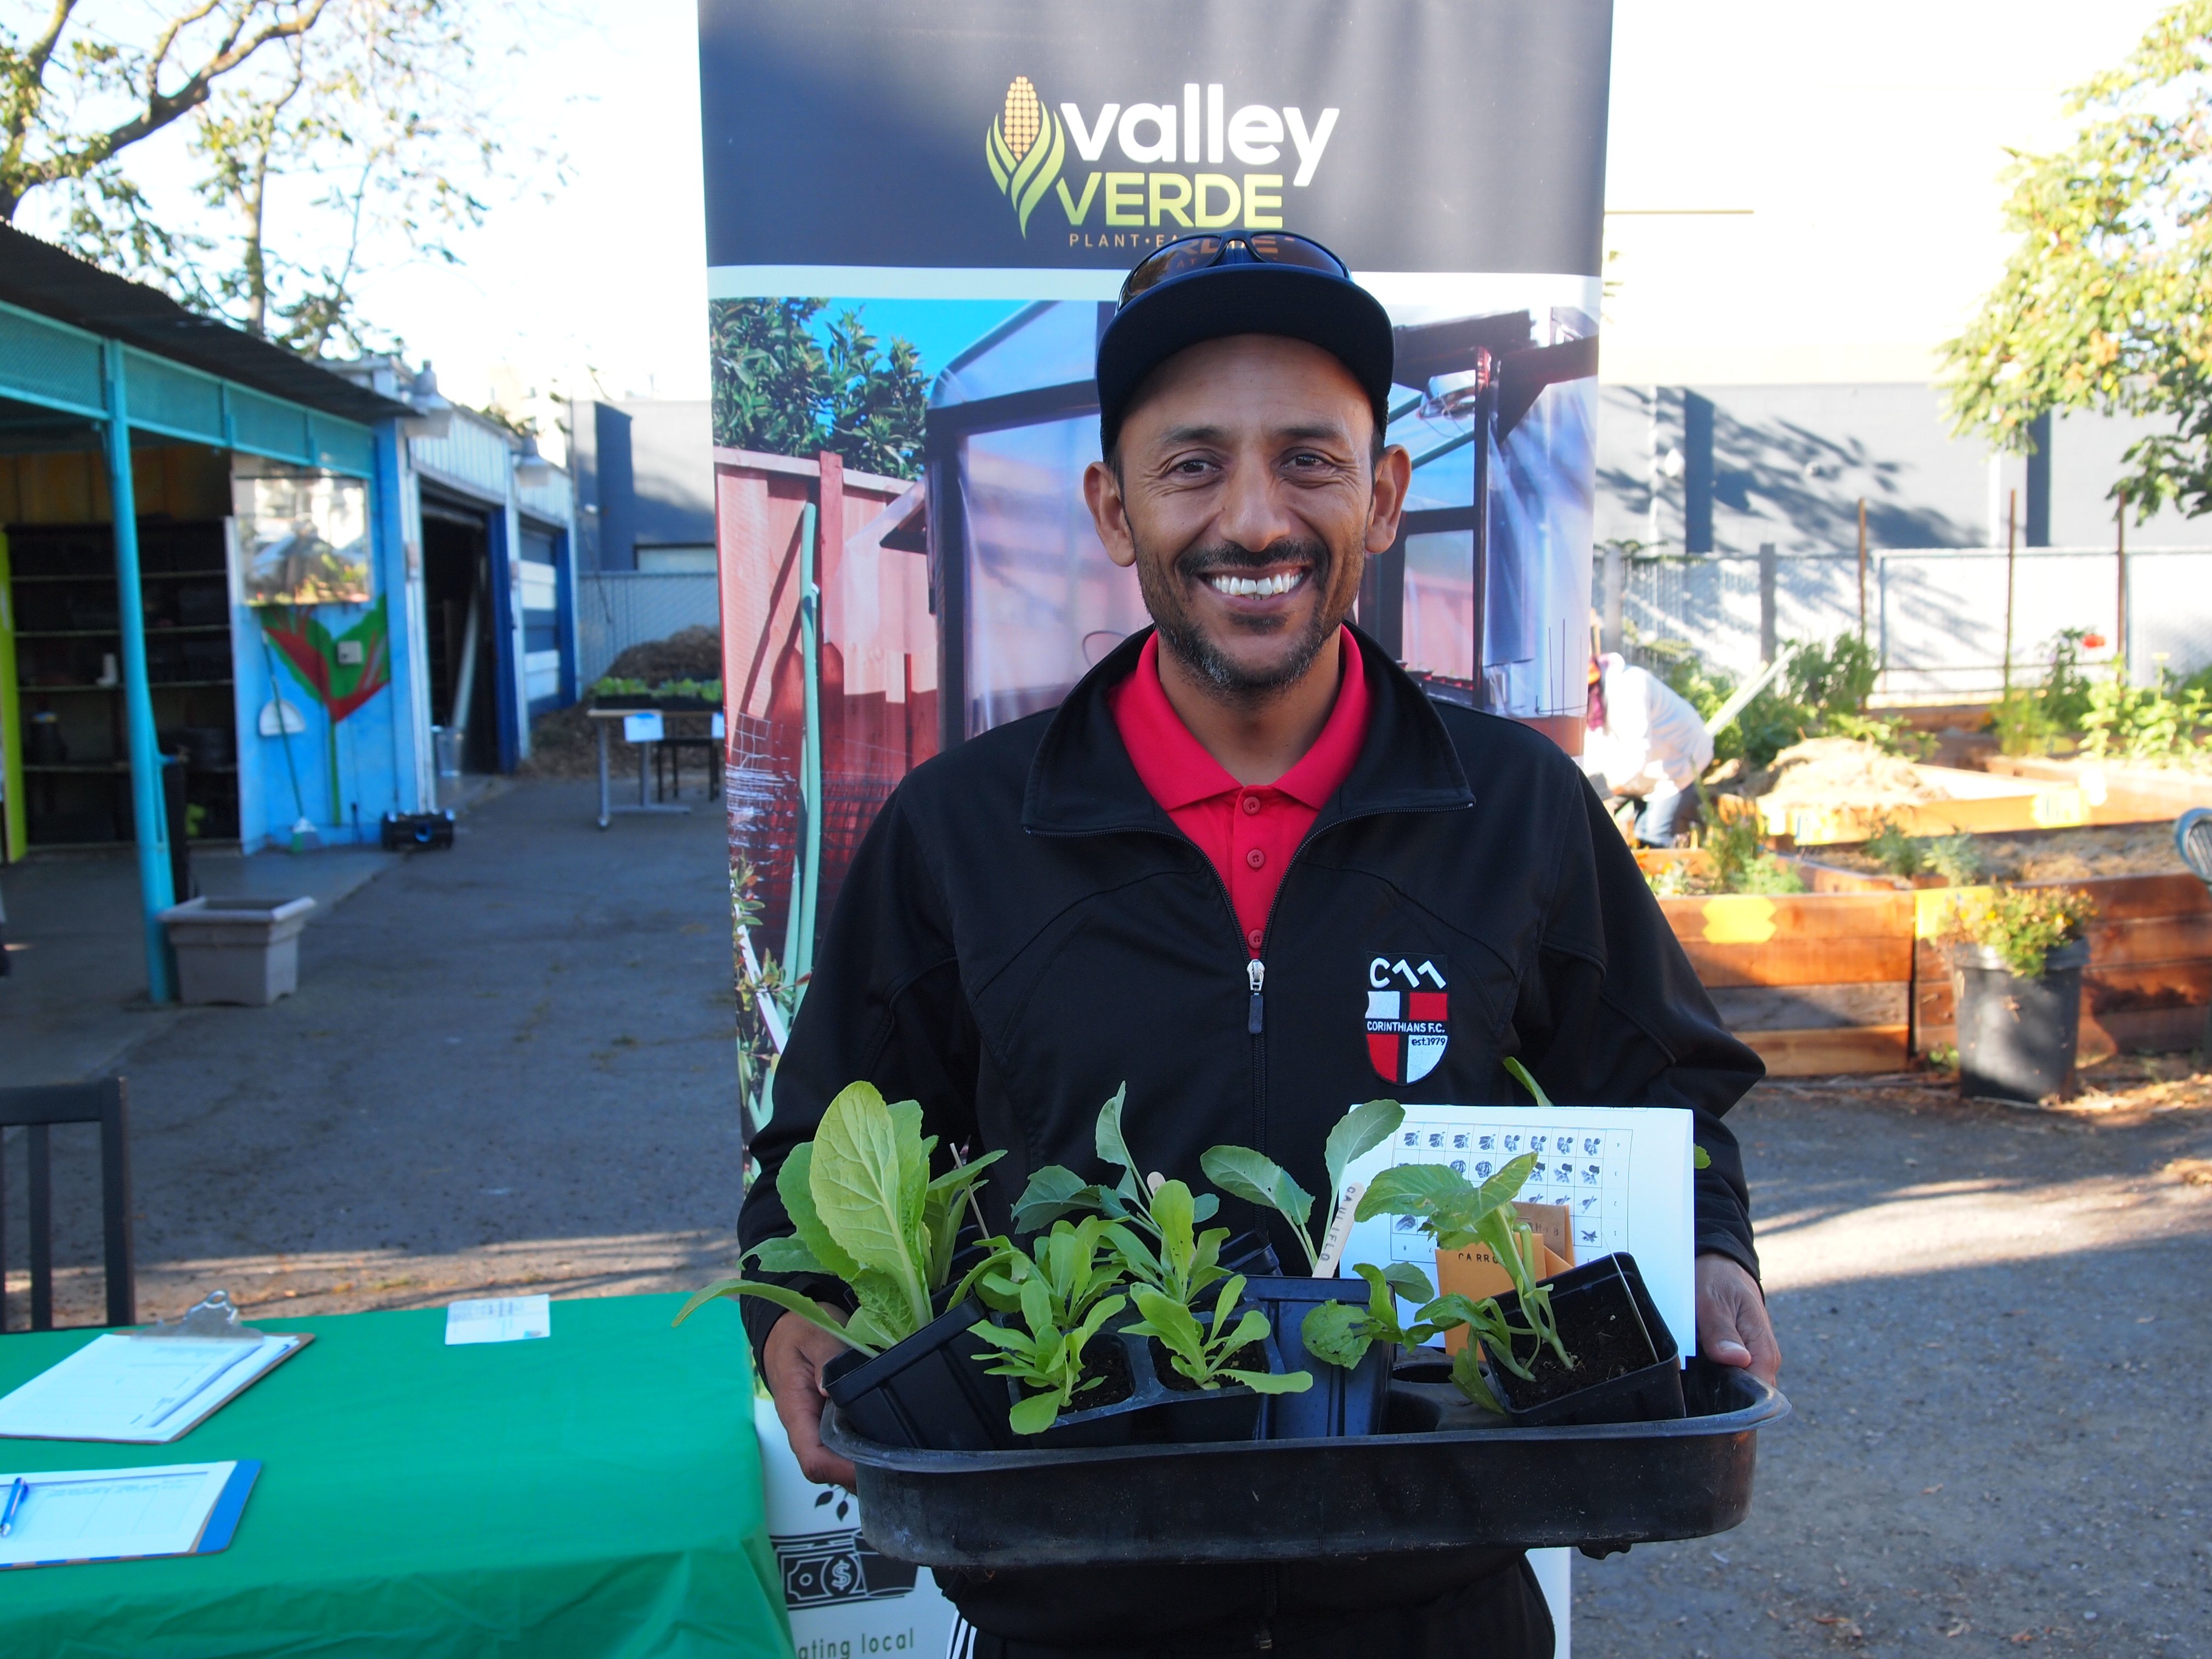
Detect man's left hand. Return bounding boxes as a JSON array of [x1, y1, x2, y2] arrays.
[[1695, 1253, 1781, 1385]]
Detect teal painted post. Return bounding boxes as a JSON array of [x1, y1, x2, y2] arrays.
[[103, 340, 178, 1001]]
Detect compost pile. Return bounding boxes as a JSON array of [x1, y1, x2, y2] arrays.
[[1753, 737, 1941, 812], [520, 626, 723, 780]]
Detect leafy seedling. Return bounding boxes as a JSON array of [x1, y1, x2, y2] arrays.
[[1199, 1098, 1404, 1273], [1351, 1151, 1574, 1402], [1124, 1273, 1312, 1396], [966, 1216, 1127, 1328], [1299, 1260, 1449, 1364], [968, 1276, 1128, 1436], [1011, 1086, 1234, 1309], [675, 1080, 1003, 1353]]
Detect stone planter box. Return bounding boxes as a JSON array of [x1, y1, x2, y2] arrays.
[[158, 895, 317, 1006]]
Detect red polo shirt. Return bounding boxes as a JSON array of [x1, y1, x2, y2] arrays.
[[1109, 628, 1370, 957]]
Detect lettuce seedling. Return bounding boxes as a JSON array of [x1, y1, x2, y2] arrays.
[[1198, 1098, 1405, 1274], [968, 1275, 1129, 1435], [966, 1215, 1127, 1328], [1011, 1086, 1235, 1310], [1124, 1273, 1312, 1396], [675, 1081, 1003, 1355]]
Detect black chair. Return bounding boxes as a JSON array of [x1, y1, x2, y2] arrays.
[[0, 1079, 136, 1331]]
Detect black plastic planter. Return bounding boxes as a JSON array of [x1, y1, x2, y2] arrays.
[[1012, 1325, 1272, 1449], [1954, 938, 2090, 1104], [822, 1357, 1787, 1568], [1481, 1253, 1685, 1429], [822, 1297, 1012, 1452], [1247, 1277, 1391, 1440]]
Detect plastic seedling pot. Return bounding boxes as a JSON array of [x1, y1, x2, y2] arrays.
[[1012, 1325, 1273, 1449], [1953, 938, 2090, 1104], [1249, 1277, 1391, 1440], [1481, 1253, 1685, 1429], [822, 1297, 1013, 1452], [821, 1357, 1787, 1568]]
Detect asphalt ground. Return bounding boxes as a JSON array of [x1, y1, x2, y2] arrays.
[[1575, 1064, 2212, 1659], [11, 778, 744, 1326]]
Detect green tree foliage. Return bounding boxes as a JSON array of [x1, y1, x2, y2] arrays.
[[2, 1, 528, 357], [709, 298, 927, 481], [1940, 1, 2212, 517]]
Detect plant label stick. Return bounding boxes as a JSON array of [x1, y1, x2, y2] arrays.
[[1313, 1182, 1366, 1277]]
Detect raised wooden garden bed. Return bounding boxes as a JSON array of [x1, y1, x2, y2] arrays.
[[1655, 890, 1915, 1077], [1645, 850, 2211, 1073], [1753, 764, 2181, 847]]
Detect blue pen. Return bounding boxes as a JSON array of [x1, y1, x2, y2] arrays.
[[0, 1477, 25, 1538]]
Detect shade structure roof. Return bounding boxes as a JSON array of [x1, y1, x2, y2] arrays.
[[0, 222, 409, 427]]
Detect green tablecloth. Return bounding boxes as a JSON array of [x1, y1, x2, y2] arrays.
[[0, 1294, 794, 1659]]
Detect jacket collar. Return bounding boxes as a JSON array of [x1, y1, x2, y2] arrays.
[[1023, 622, 1475, 837]]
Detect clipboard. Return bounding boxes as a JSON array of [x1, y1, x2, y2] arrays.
[[0, 1460, 261, 1570], [0, 1290, 314, 1444]]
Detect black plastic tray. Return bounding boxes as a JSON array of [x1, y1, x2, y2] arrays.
[[822, 1358, 1788, 1568]]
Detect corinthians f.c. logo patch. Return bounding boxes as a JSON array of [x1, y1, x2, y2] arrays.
[[1365, 956, 1448, 1084]]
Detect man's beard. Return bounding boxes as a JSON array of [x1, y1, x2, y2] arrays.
[[1136, 535, 1351, 699]]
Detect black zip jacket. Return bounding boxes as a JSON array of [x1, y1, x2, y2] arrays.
[[737, 626, 1763, 1652]]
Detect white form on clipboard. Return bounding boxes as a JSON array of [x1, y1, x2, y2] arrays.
[[1335, 1104, 1699, 1360], [0, 1333, 308, 1444]]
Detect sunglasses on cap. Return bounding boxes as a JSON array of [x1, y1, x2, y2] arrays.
[[1116, 233, 1351, 308]]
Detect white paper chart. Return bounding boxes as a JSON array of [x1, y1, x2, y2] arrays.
[[1336, 1105, 1697, 1361]]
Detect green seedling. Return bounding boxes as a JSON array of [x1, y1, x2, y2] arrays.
[[1351, 1150, 1573, 1405], [1012, 1086, 1233, 1308], [1299, 1260, 1449, 1365], [1198, 1099, 1404, 1274], [965, 1216, 1126, 1328], [1124, 1273, 1312, 1396], [968, 1276, 1128, 1435], [675, 1080, 1003, 1355]]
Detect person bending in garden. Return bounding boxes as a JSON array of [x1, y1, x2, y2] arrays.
[[740, 234, 1782, 1659]]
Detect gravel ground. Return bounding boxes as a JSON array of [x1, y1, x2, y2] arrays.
[[1576, 1062, 2212, 1659]]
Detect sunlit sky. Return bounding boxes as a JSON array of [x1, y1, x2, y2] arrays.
[[29, 2, 2175, 411]]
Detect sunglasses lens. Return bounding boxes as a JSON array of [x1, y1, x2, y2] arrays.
[[1245, 234, 1348, 276], [1120, 238, 1226, 303], [1116, 233, 1351, 306]]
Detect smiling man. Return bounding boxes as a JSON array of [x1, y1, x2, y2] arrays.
[[740, 235, 1779, 1659]]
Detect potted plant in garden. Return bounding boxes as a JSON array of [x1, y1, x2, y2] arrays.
[[1943, 885, 2098, 1103], [674, 1081, 1011, 1450]]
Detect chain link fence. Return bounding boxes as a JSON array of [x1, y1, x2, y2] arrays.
[[1604, 546, 2212, 699], [577, 573, 722, 687]]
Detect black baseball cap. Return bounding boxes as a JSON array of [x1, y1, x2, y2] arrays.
[[1096, 233, 1395, 456]]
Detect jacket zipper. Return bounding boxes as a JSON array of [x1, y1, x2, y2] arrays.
[[1242, 802, 1405, 1159]]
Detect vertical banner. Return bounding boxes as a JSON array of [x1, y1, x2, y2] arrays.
[[703, 0, 1612, 1082]]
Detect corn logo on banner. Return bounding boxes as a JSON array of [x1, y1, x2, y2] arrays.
[[698, 0, 1613, 1001]]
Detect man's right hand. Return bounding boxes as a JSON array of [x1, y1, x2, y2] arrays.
[[763, 1310, 859, 1490]]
